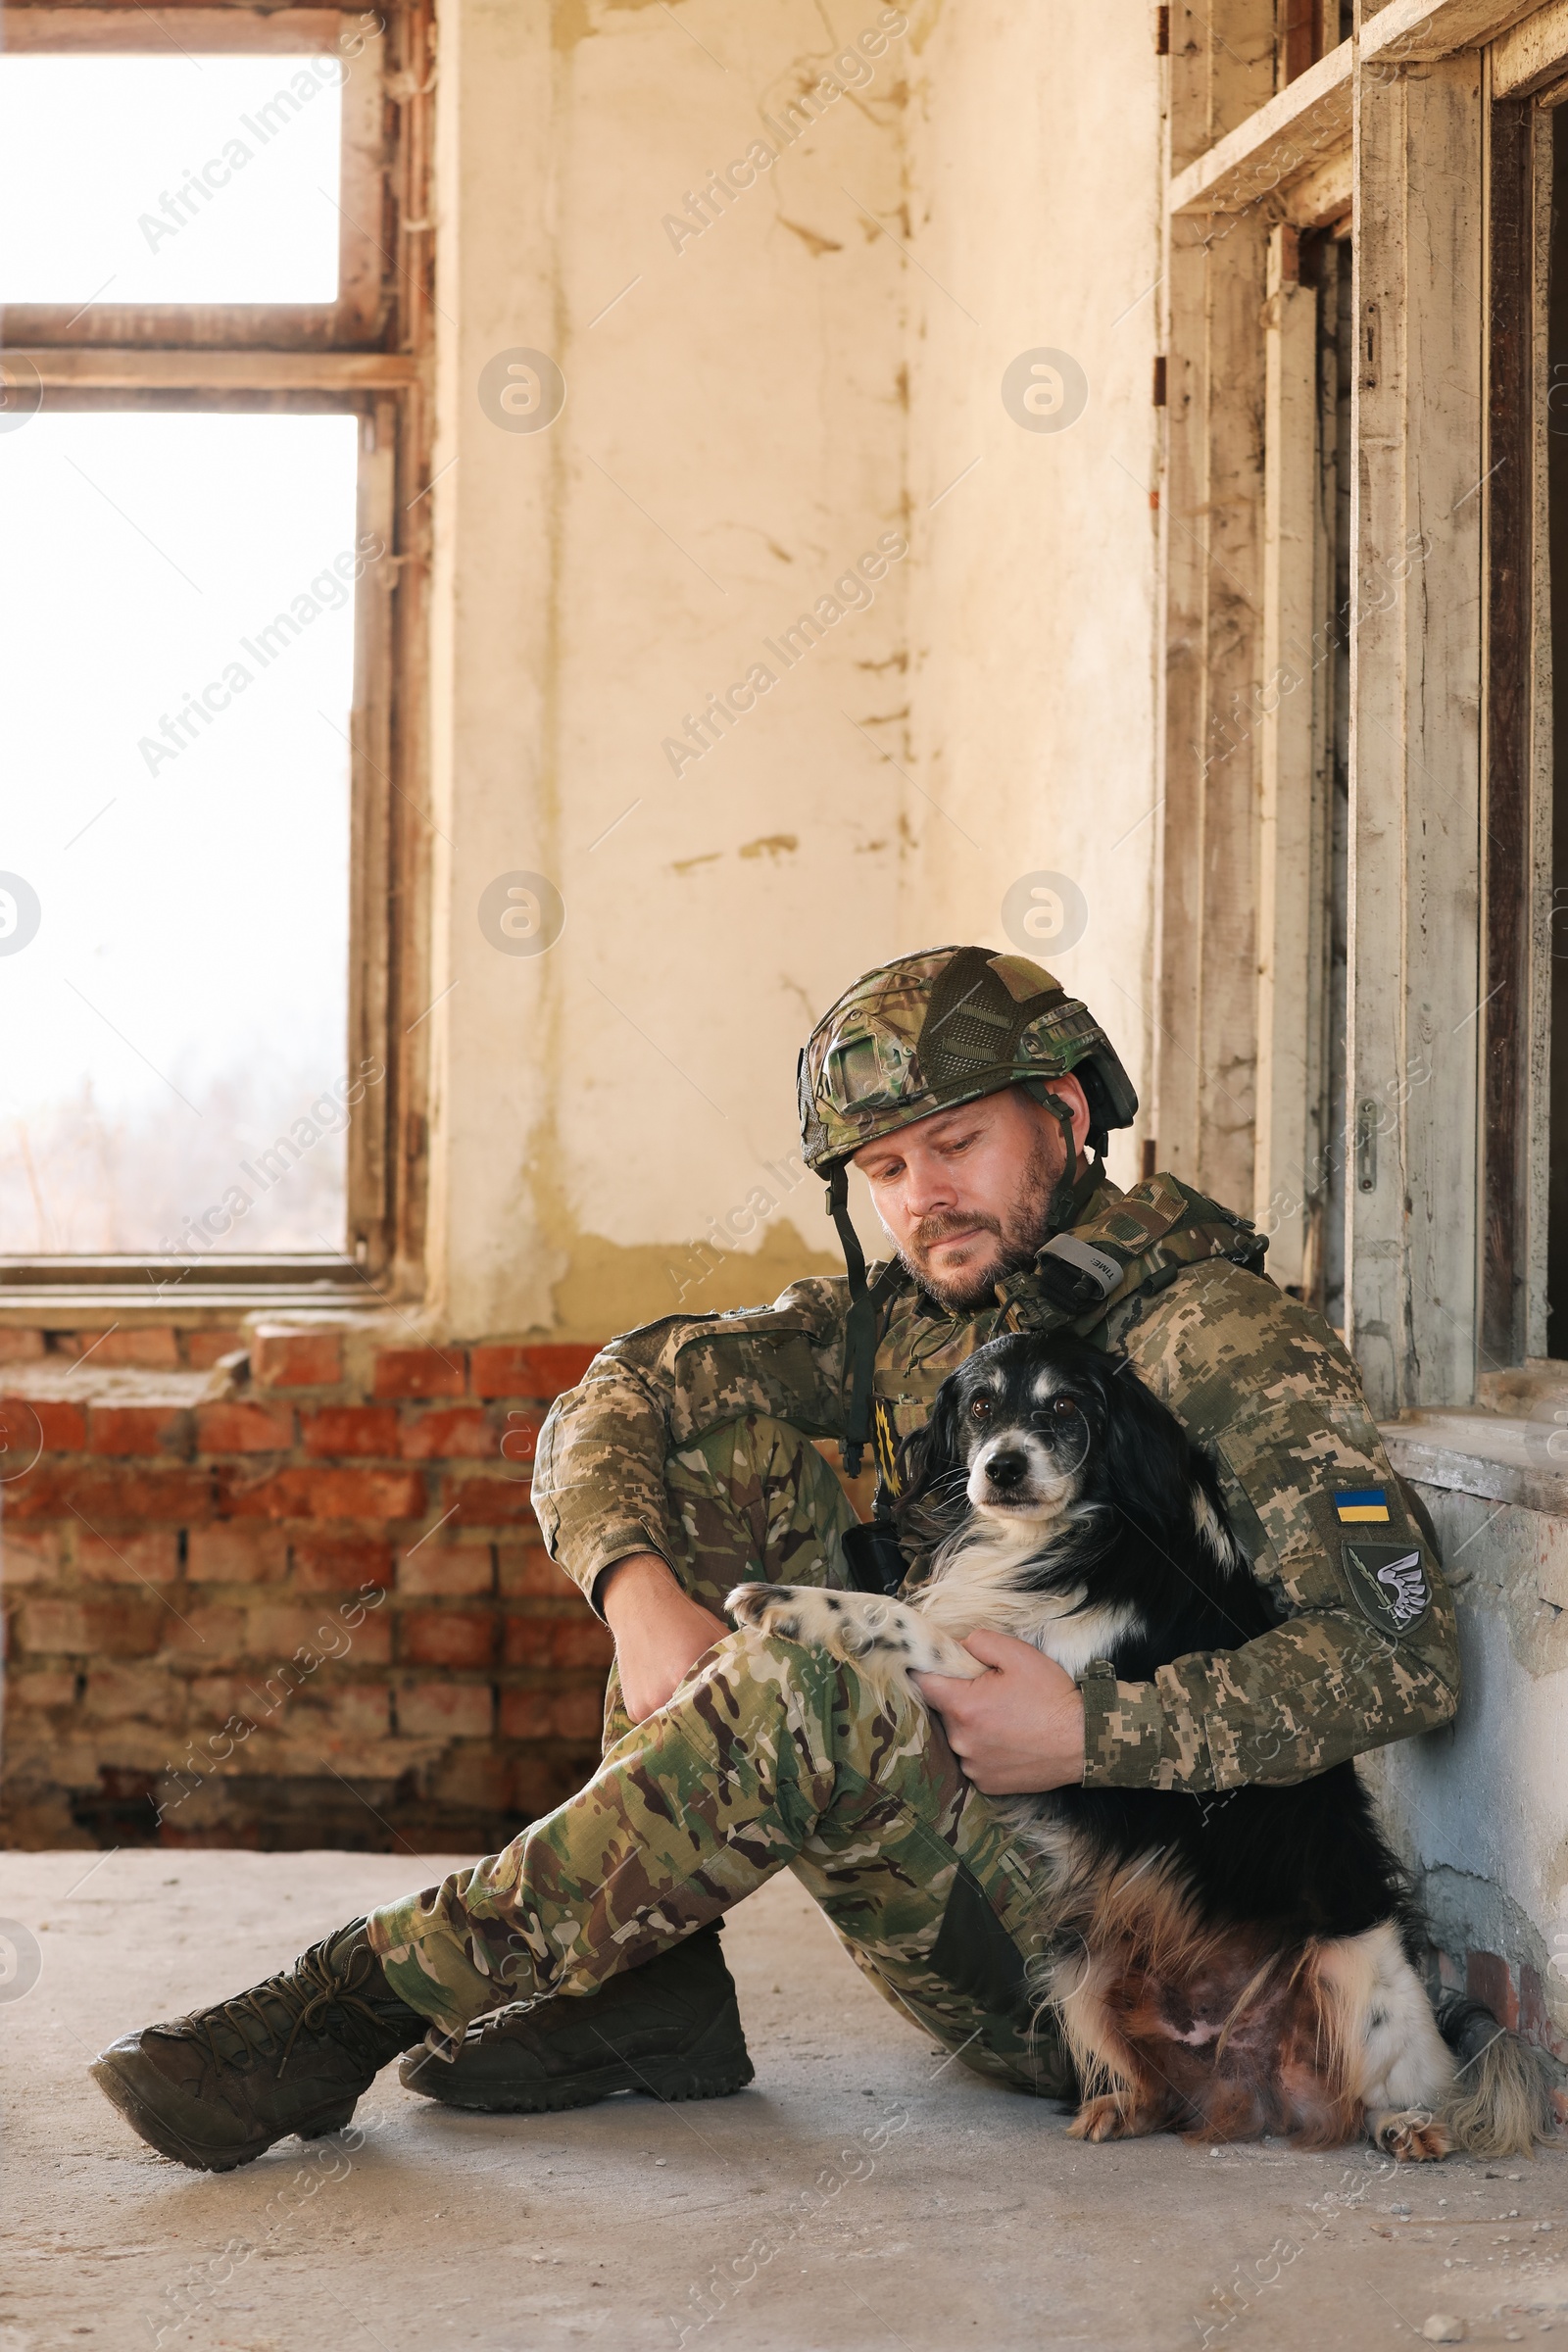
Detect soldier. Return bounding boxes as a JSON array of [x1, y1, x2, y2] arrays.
[[90, 946, 1457, 2171]]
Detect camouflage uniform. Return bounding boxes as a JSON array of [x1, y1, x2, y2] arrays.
[[368, 949, 1456, 2064], [372, 1608, 1068, 2086], [369, 1172, 1456, 2059], [534, 1170, 1457, 1790]]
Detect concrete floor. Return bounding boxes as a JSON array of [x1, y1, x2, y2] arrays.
[[1, 1853, 1566, 2352]]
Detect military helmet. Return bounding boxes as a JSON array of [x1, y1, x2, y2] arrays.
[[798, 944, 1138, 1173]]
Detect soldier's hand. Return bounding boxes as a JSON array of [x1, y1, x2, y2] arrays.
[[914, 1629, 1086, 1792], [600, 1552, 732, 1722]]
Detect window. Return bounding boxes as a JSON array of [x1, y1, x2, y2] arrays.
[[0, 51, 345, 307], [1, 412, 359, 1253], [0, 2, 434, 1302], [0, 8, 393, 344]]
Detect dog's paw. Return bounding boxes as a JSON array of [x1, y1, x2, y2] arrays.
[[1066, 2095, 1138, 2143], [1370, 2108, 1453, 2162], [725, 1584, 889, 1659], [725, 1584, 821, 1643], [723, 1584, 976, 1683]]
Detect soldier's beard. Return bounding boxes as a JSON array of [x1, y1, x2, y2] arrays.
[[896, 1128, 1065, 1312]]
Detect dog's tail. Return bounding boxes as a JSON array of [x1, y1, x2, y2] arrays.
[[1435, 1992, 1556, 2158]]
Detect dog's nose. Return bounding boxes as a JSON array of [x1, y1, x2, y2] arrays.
[[985, 1448, 1028, 1492]]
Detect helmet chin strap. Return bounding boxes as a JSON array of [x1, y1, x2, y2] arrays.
[[1026, 1080, 1098, 1234], [826, 1162, 901, 1479]]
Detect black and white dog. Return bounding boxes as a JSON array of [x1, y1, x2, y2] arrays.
[[729, 1334, 1545, 2158]]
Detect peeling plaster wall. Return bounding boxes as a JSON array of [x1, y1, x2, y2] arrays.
[[427, 0, 911, 1339], [425, 0, 1163, 1341], [901, 0, 1163, 1194], [1365, 1486, 1568, 2048]]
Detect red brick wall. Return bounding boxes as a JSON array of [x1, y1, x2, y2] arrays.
[[0, 1323, 612, 1851]]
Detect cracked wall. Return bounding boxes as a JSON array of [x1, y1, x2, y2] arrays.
[[422, 0, 1163, 1340]]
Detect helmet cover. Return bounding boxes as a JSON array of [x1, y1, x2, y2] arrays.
[[798, 944, 1138, 1172]]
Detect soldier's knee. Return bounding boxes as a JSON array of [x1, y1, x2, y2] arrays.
[[713, 1624, 930, 1751], [719, 1620, 827, 1675], [713, 1622, 850, 1709]]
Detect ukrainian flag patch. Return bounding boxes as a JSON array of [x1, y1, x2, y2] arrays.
[[1335, 1488, 1391, 1525]]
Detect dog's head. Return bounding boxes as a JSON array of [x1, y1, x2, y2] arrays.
[[898, 1331, 1198, 1536], [896, 1332, 1266, 1650]]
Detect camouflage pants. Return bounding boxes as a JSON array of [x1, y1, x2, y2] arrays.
[[368, 1417, 1071, 2096]]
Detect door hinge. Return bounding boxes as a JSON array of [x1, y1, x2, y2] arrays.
[[1355, 1101, 1379, 1195]]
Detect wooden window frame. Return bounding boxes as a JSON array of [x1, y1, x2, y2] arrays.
[[0, 0, 435, 1312], [1156, 2, 1568, 1416], [1479, 21, 1568, 1372]]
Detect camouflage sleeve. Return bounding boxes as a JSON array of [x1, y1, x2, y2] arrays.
[[530, 1277, 855, 1609], [1080, 1263, 1459, 1792]]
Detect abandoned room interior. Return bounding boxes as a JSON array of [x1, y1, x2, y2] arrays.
[[4, 0, 1568, 2344]]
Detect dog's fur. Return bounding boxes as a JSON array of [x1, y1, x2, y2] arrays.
[[728, 1333, 1551, 2159]]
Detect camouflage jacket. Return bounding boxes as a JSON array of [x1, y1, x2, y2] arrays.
[[531, 1172, 1458, 1793]]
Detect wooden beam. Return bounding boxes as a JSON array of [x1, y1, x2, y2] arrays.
[[1155, 209, 1270, 1210], [1284, 142, 1353, 226], [13, 349, 421, 390], [1155, 4, 1276, 1208], [1346, 53, 1486, 1412], [1167, 6, 1554, 223], [2, 6, 359, 50], [1494, 0, 1568, 95], [1359, 0, 1544, 66], [1169, 39, 1352, 214]]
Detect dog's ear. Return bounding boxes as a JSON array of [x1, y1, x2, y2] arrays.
[[1096, 1354, 1193, 1529], [894, 1377, 962, 1526]]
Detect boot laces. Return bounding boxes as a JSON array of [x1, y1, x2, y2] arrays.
[[189, 1934, 389, 2081]]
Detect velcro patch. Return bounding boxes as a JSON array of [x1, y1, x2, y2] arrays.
[[1342, 1540, 1431, 1636], [1041, 1234, 1124, 1295]]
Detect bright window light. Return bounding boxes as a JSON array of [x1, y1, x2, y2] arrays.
[[0, 413, 362, 1253], [0, 54, 343, 306]]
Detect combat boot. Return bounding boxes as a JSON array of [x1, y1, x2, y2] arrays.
[[90, 1918, 429, 2171], [399, 1920, 753, 2113]]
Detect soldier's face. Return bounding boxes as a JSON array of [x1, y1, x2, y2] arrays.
[[852, 1081, 1090, 1311]]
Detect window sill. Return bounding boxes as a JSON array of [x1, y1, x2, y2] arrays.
[[0, 1257, 377, 1325], [13, 349, 421, 391], [1382, 1399, 1568, 1518]]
